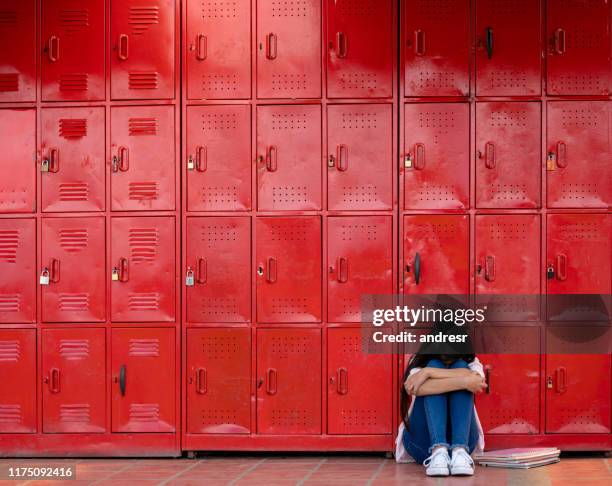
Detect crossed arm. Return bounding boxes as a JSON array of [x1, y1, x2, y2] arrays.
[[404, 367, 487, 397]]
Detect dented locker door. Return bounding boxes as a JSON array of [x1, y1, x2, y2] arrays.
[[256, 217, 321, 323], [257, 105, 321, 211], [186, 328, 251, 434], [186, 217, 251, 323], [327, 104, 392, 210], [111, 217, 175, 322], [111, 328, 175, 432], [186, 105, 251, 211], [111, 105, 176, 211], [186, 0, 250, 99], [42, 328, 105, 433], [403, 103, 469, 210], [41, 0, 105, 101], [41, 107, 105, 212], [257, 328, 321, 434]]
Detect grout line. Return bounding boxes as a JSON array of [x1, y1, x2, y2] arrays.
[[157, 458, 203, 486], [227, 458, 268, 486], [296, 458, 327, 486], [365, 458, 388, 486], [88, 460, 137, 485]]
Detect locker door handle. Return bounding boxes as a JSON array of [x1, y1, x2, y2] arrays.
[[337, 144, 348, 172], [337, 257, 348, 283], [118, 258, 129, 282], [266, 146, 277, 172], [119, 147, 129, 172], [119, 365, 127, 396], [196, 146, 207, 172], [337, 368, 348, 395], [49, 368, 61, 393], [266, 368, 277, 395], [118, 34, 129, 60], [485, 27, 493, 59], [266, 33, 277, 60], [49, 148, 60, 173], [553, 28, 566, 55], [413, 143, 425, 170], [336, 32, 348, 58], [196, 34, 207, 61], [556, 141, 567, 168], [196, 257, 207, 284], [484, 255, 495, 282], [414, 252, 421, 285], [266, 258, 277, 283], [555, 367, 566, 393], [484, 142, 495, 169], [47, 36, 60, 62], [50, 258, 60, 283], [555, 254, 567, 281], [484, 366, 491, 394], [414, 30, 425, 56], [196, 368, 207, 394]]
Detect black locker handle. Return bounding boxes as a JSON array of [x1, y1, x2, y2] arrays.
[[485, 27, 493, 59], [119, 365, 126, 396], [414, 252, 421, 285]]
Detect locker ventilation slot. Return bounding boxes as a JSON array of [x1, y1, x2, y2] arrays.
[[128, 72, 159, 90], [339, 73, 378, 92], [269, 224, 308, 242], [556, 222, 599, 241], [59, 9, 89, 34], [59, 74, 88, 92], [561, 108, 600, 128], [202, 186, 240, 206], [488, 183, 530, 203], [200, 336, 239, 358], [58, 294, 90, 313], [489, 71, 528, 90], [411, 222, 457, 240], [0, 10, 17, 25], [272, 186, 308, 205], [271, 74, 308, 94], [416, 0, 458, 21], [129, 228, 159, 262], [202, 112, 237, 130], [341, 112, 378, 129], [202, 410, 239, 426], [59, 339, 90, 359], [0, 340, 20, 362], [552, 74, 603, 94], [0, 73, 19, 92], [560, 409, 603, 428], [271, 409, 308, 427], [129, 6, 160, 35], [59, 229, 88, 253], [128, 338, 160, 357], [59, 183, 89, 202], [414, 185, 456, 204], [0, 405, 21, 424], [202, 73, 239, 94], [129, 117, 159, 135], [200, 224, 238, 245], [128, 293, 160, 312], [271, 298, 309, 317], [270, 336, 310, 357], [337, 0, 377, 16], [418, 110, 454, 144], [490, 110, 528, 128], [482, 410, 534, 431], [340, 336, 363, 356], [200, 298, 239, 320], [0, 295, 20, 314], [201, 2, 238, 19], [129, 182, 159, 201], [340, 224, 379, 242], [271, 0, 308, 17], [416, 72, 455, 91], [341, 409, 381, 428], [129, 404, 160, 422], [59, 118, 88, 139], [486, 222, 529, 241], [0, 230, 19, 263], [60, 404, 90, 423]]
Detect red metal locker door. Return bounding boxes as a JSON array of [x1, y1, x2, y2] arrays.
[[257, 328, 321, 434], [186, 0, 251, 99], [111, 105, 176, 211], [41, 107, 105, 212], [257, 105, 322, 211], [186, 105, 251, 211], [186, 217, 251, 323], [42, 328, 105, 433], [0, 329, 36, 433], [111, 327, 175, 432], [327, 0, 392, 98], [547, 101, 610, 208], [327, 104, 392, 210], [256, 0, 321, 99], [475, 102, 541, 209], [403, 103, 469, 210], [0, 218, 35, 323], [403, 0, 469, 97], [256, 217, 321, 323], [327, 328, 392, 434], [328, 216, 392, 323], [0, 0, 35, 102], [547, 0, 610, 95], [186, 328, 251, 434], [41, 0, 105, 101], [111, 217, 175, 322]]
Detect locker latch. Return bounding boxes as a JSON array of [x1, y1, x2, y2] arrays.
[[39, 268, 50, 285], [41, 159, 50, 172], [546, 376, 553, 389], [185, 268, 195, 287], [546, 264, 555, 280], [546, 152, 556, 171], [404, 154, 413, 168], [327, 155, 335, 168], [187, 155, 195, 171]]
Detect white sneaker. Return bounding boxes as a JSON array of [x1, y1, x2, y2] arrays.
[[423, 448, 450, 476], [450, 448, 475, 476]]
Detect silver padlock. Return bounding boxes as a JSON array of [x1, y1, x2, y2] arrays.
[[111, 267, 120, 281], [39, 268, 50, 285], [187, 155, 195, 171], [41, 159, 50, 172], [185, 269, 195, 287], [404, 154, 413, 168]]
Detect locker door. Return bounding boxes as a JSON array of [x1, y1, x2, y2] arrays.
[[257, 329, 321, 434], [186, 328, 251, 434], [547, 214, 611, 321], [327, 104, 392, 210], [547, 101, 610, 208], [475, 215, 540, 321], [476, 102, 541, 209], [186, 105, 251, 211], [547, 0, 610, 95], [0, 0, 35, 101], [327, 0, 392, 98], [403, 0, 469, 97], [327, 328, 392, 435], [186, 217, 251, 323], [475, 0, 541, 96], [41, 0, 105, 101], [256, 0, 321, 98], [111, 328, 175, 432], [403, 103, 469, 210], [0, 219, 35, 323], [257, 105, 321, 211], [328, 216, 392, 323], [41, 107, 105, 212], [42, 328, 105, 433], [256, 217, 321, 323], [111, 217, 175, 322], [186, 0, 250, 99], [0, 329, 36, 433], [111, 105, 176, 211]]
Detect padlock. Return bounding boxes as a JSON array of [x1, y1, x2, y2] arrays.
[[546, 265, 555, 280], [41, 159, 50, 172], [185, 269, 195, 287], [546, 152, 556, 171], [111, 267, 120, 281], [39, 268, 50, 285], [187, 155, 195, 171], [327, 155, 335, 168], [546, 376, 553, 389], [404, 154, 413, 168]]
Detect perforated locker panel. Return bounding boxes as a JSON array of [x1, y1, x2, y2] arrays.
[[42, 328, 105, 433], [327, 104, 392, 210], [186, 328, 251, 434], [257, 328, 321, 435], [186, 217, 251, 323], [186, 105, 251, 211]]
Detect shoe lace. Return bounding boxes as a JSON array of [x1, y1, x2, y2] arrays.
[[453, 449, 474, 466], [424, 450, 447, 467]]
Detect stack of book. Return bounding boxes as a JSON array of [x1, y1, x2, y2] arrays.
[[474, 448, 561, 469]]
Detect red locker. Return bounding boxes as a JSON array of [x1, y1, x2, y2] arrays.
[[41, 0, 105, 101], [327, 0, 393, 98], [111, 105, 176, 211], [186, 0, 251, 99], [186, 328, 251, 434], [403, 103, 469, 210], [328, 216, 393, 323], [257, 105, 321, 211], [257, 328, 321, 435], [327, 104, 392, 210], [111, 328, 175, 432], [0, 329, 36, 433], [256, 217, 321, 323], [476, 102, 541, 209], [186, 105, 251, 211], [186, 217, 251, 323], [403, 0, 469, 97], [327, 328, 392, 435], [42, 328, 105, 433], [41, 107, 105, 212], [547, 101, 610, 209], [256, 0, 321, 99], [110, 0, 175, 100]]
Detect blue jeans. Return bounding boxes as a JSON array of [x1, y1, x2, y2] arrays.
[[402, 359, 479, 464]]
